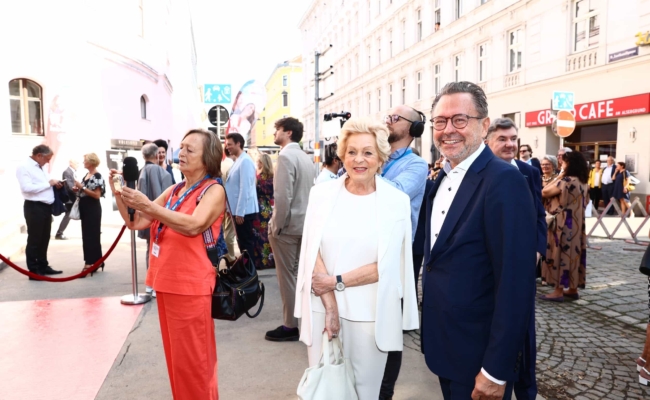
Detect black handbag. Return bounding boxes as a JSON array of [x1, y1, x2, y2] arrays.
[[640, 244, 650, 276], [198, 180, 265, 321]]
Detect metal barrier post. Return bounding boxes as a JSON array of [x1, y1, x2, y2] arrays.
[[121, 229, 152, 305]]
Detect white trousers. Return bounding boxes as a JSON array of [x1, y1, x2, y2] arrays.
[[308, 312, 388, 400]]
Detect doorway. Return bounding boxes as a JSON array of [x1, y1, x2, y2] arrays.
[[564, 122, 617, 164]]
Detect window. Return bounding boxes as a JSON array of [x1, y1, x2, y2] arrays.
[[389, 29, 393, 58], [573, 0, 600, 52], [282, 91, 288, 107], [416, 9, 422, 42], [347, 58, 352, 82], [455, 0, 462, 19], [508, 28, 523, 73], [377, 37, 381, 64], [282, 75, 288, 86], [368, 92, 372, 114], [402, 20, 406, 51], [9, 79, 43, 135], [367, 44, 371, 71], [433, 64, 442, 95], [355, 53, 359, 77], [478, 43, 488, 82], [389, 84, 393, 108], [454, 55, 462, 82], [378, 0, 381, 14], [416, 71, 422, 100], [262, 117, 266, 125], [140, 95, 147, 119], [367, 0, 371, 24], [401, 78, 406, 103], [377, 88, 382, 111], [434, 0, 441, 28]]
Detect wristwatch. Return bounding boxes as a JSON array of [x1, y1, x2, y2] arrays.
[[335, 275, 345, 292]]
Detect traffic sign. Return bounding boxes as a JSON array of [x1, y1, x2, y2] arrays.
[[553, 110, 576, 138], [204, 84, 232, 104], [208, 105, 230, 127], [552, 91, 575, 111]]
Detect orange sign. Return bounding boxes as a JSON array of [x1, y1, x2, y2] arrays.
[[554, 110, 576, 138]]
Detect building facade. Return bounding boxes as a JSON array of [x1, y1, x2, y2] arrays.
[[0, 0, 202, 255], [299, 0, 650, 209], [255, 56, 304, 149]]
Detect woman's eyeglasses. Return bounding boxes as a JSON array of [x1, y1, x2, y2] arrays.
[[384, 114, 415, 124]]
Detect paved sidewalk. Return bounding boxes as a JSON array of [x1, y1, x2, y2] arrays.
[[535, 238, 650, 399]]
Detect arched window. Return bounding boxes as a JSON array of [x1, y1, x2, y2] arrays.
[[140, 95, 147, 119], [9, 79, 43, 135]]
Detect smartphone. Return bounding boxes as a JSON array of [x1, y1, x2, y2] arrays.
[[113, 175, 124, 193]]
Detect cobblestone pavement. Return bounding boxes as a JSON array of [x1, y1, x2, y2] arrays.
[[535, 239, 650, 399]]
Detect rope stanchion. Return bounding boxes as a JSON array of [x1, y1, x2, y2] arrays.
[[0, 225, 127, 282]]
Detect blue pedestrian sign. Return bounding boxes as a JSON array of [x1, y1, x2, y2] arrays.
[[203, 84, 231, 104], [552, 91, 575, 111]]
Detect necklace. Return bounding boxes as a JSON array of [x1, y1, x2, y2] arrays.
[[542, 175, 554, 182]]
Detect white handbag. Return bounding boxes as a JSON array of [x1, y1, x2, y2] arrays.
[[297, 332, 358, 400], [69, 198, 81, 220]]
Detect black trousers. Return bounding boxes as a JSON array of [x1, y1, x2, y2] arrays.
[[601, 183, 615, 214], [589, 187, 602, 212], [380, 351, 402, 398], [234, 213, 258, 260], [24, 200, 53, 273], [80, 196, 103, 265]]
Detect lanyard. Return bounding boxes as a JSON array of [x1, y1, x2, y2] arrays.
[[381, 148, 412, 177], [156, 175, 210, 243]]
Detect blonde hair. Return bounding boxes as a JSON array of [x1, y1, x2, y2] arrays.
[[84, 153, 100, 168], [336, 117, 391, 167], [257, 153, 274, 178]]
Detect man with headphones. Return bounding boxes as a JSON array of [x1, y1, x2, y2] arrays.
[[379, 105, 429, 400]]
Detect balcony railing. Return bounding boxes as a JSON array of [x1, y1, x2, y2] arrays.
[[566, 48, 599, 72], [504, 72, 520, 88]]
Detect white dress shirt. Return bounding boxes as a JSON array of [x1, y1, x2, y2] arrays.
[[16, 157, 54, 204], [601, 165, 614, 185], [430, 143, 506, 386]]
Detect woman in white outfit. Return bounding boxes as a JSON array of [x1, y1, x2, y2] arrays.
[[294, 118, 419, 399]]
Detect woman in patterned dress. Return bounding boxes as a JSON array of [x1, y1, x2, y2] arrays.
[[539, 155, 559, 285], [539, 151, 589, 301], [72, 153, 105, 276], [253, 153, 275, 269]]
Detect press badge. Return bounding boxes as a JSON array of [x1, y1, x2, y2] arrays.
[[152, 243, 160, 257]]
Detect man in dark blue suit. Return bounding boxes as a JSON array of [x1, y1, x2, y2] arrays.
[[422, 82, 537, 400], [485, 118, 547, 400]]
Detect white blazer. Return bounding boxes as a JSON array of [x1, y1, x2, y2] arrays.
[[294, 175, 419, 352]]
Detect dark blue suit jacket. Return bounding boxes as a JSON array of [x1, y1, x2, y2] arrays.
[[421, 146, 537, 386], [514, 160, 547, 256], [413, 179, 434, 256]]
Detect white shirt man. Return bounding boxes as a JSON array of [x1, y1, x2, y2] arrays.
[[16, 145, 64, 278]]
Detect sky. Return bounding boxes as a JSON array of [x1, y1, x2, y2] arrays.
[[189, 0, 308, 97]]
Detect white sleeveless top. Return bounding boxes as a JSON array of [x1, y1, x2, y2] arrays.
[[311, 186, 379, 321]]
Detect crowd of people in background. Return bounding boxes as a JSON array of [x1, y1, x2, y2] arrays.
[[15, 80, 650, 400]]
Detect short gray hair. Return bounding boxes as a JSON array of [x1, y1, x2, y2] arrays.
[[32, 144, 52, 156], [486, 118, 518, 139], [141, 143, 159, 160], [542, 155, 558, 170], [431, 81, 488, 118], [558, 147, 573, 154]]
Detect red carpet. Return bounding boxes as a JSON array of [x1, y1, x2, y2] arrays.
[[0, 297, 143, 400]]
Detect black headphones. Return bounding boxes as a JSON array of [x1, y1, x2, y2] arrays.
[[409, 108, 426, 138]]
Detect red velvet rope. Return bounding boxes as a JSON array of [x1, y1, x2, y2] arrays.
[[0, 225, 127, 282]]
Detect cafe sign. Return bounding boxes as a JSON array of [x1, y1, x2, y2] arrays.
[[525, 93, 650, 127]]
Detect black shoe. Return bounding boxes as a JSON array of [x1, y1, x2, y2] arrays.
[[55, 234, 68, 240], [265, 326, 299, 342], [29, 272, 45, 281], [42, 266, 63, 275]]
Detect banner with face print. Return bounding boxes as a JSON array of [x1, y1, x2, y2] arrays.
[[225, 80, 266, 147]]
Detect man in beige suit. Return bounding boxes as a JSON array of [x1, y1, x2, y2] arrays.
[[265, 117, 315, 342]]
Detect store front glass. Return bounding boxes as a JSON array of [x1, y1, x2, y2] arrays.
[[564, 122, 617, 164]]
